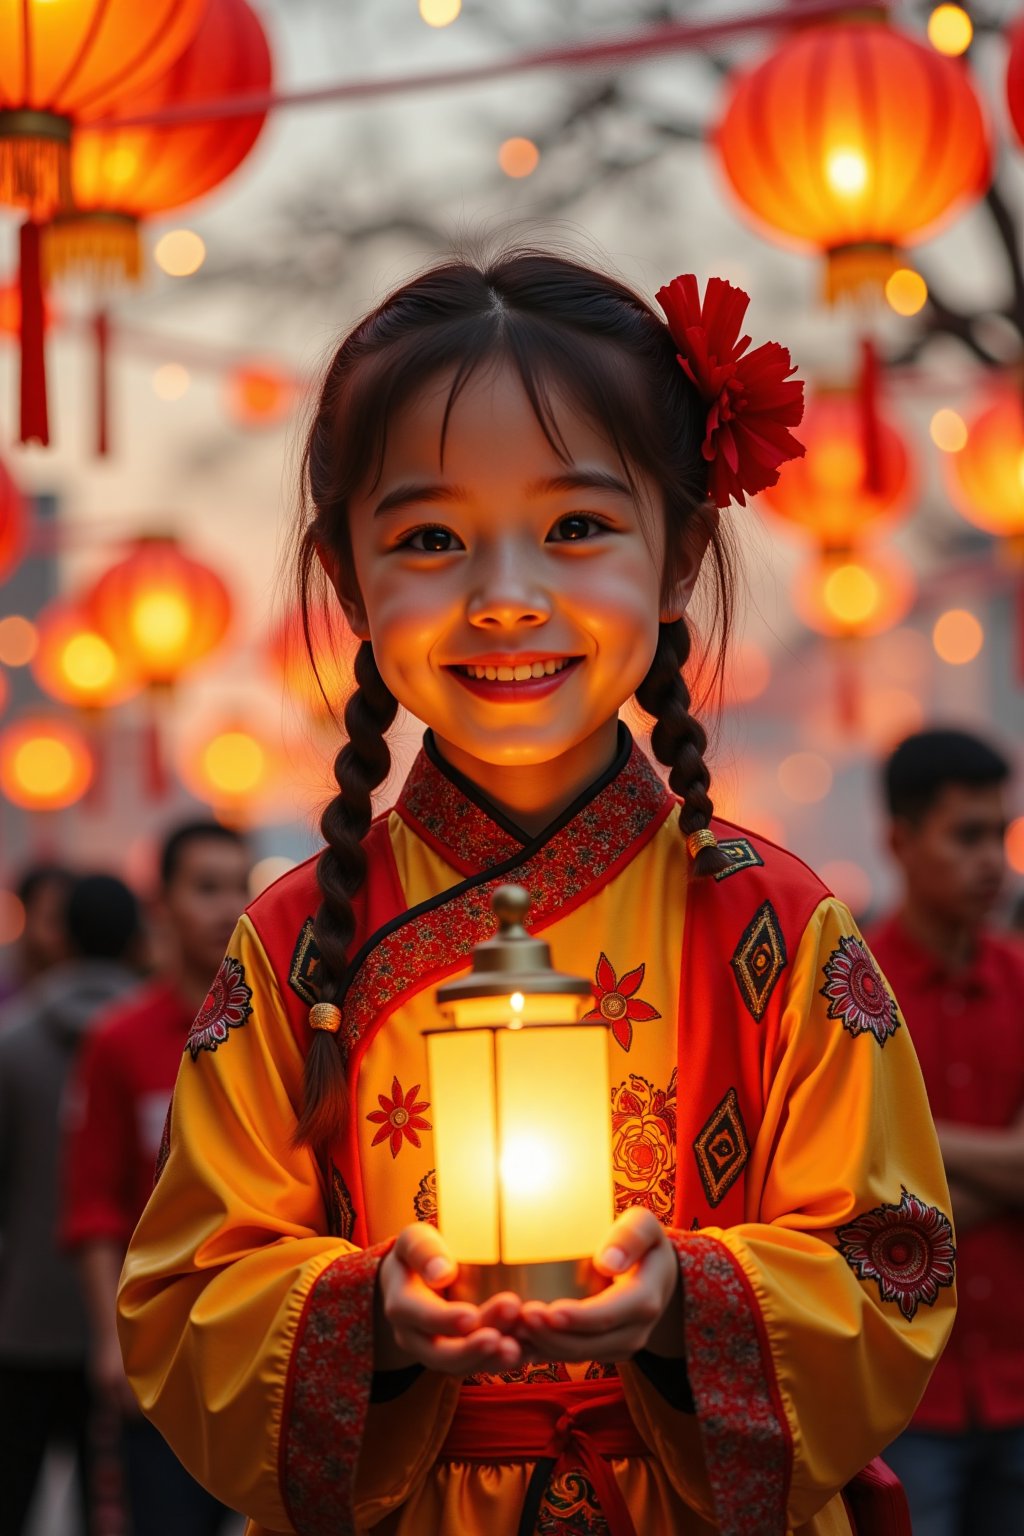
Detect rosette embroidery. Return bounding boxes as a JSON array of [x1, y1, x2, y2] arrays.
[[185, 956, 253, 1060], [836, 1188, 956, 1321], [821, 933, 900, 1046]]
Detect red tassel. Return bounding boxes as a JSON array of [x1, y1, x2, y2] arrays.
[[858, 336, 883, 496], [144, 708, 169, 800], [19, 220, 49, 445], [836, 640, 860, 732], [94, 309, 110, 457], [82, 712, 107, 815]]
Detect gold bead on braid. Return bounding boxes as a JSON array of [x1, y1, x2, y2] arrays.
[[686, 828, 719, 859], [308, 1002, 342, 1034]]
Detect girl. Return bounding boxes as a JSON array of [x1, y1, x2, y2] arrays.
[[118, 250, 954, 1536]]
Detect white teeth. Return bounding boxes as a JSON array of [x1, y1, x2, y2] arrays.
[[460, 658, 573, 681]]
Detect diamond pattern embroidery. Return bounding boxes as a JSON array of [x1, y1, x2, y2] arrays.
[[693, 1087, 750, 1207], [289, 917, 323, 1005], [713, 836, 765, 882], [731, 900, 787, 1022]]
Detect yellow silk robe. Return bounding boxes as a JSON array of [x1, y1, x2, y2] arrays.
[[118, 731, 955, 1536]]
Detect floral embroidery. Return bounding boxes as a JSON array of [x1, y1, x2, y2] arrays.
[[327, 1165, 356, 1242], [340, 742, 673, 1060], [537, 1469, 609, 1535], [465, 1360, 571, 1386], [367, 1076, 431, 1157], [820, 934, 900, 1047], [610, 1069, 676, 1219], [693, 1088, 749, 1208], [836, 1188, 956, 1321], [413, 1168, 437, 1226], [583, 953, 661, 1052], [185, 956, 253, 1061], [671, 1234, 790, 1534]]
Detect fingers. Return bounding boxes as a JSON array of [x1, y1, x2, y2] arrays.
[[593, 1206, 666, 1278], [417, 1328, 522, 1376], [393, 1222, 458, 1289]]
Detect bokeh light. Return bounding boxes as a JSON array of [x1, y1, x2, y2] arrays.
[[884, 268, 928, 316], [930, 408, 968, 453], [0, 890, 25, 946], [932, 608, 984, 665], [777, 752, 833, 804], [726, 641, 771, 704], [153, 228, 206, 277], [202, 731, 267, 797], [0, 616, 38, 667], [825, 148, 869, 198], [249, 855, 296, 898], [859, 686, 925, 752], [820, 860, 873, 915], [0, 718, 93, 811], [498, 137, 540, 178], [1007, 816, 1024, 875], [153, 363, 191, 400], [419, 0, 461, 24], [927, 4, 973, 56]]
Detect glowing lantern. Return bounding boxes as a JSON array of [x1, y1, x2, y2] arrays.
[[269, 603, 358, 722], [715, 18, 991, 300], [428, 885, 611, 1303], [226, 364, 296, 430], [0, 0, 208, 444], [0, 714, 93, 811], [761, 390, 913, 549], [0, 453, 26, 582], [89, 536, 232, 688], [47, 0, 271, 287], [1008, 16, 1024, 148], [795, 547, 915, 639], [179, 723, 280, 823], [31, 599, 141, 709], [945, 391, 1024, 540]]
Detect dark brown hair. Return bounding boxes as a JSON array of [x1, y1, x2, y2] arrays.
[[294, 247, 734, 1148]]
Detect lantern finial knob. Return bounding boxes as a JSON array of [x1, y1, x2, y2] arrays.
[[492, 884, 530, 934]]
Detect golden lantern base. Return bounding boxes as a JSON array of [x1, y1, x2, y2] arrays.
[[824, 242, 899, 305], [451, 1257, 608, 1306]]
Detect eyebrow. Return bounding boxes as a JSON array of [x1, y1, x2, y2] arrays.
[[373, 467, 633, 517]]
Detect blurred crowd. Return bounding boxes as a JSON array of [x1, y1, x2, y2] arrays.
[[0, 727, 1021, 1536]]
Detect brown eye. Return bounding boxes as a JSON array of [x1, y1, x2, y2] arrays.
[[404, 526, 461, 552], [550, 515, 600, 542]]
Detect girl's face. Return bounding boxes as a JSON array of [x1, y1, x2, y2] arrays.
[[341, 362, 688, 778]]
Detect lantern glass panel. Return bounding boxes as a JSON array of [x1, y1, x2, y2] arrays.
[[426, 1029, 499, 1265]]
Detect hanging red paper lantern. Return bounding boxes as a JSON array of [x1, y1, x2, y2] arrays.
[[945, 390, 1024, 540], [31, 598, 141, 709], [47, 0, 272, 287], [0, 713, 93, 811], [268, 602, 358, 721], [1008, 15, 1024, 148], [0, 453, 26, 582], [715, 18, 991, 300], [761, 391, 914, 548], [227, 364, 296, 430], [0, 0, 208, 445]]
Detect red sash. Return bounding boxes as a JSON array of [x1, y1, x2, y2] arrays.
[[440, 1378, 646, 1536]]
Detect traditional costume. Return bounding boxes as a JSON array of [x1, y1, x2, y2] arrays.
[[118, 728, 955, 1536]]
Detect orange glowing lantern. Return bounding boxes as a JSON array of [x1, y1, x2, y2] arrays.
[[89, 536, 232, 688], [0, 0, 208, 444], [1008, 16, 1024, 148], [269, 602, 358, 721], [0, 714, 93, 811], [715, 17, 991, 300], [47, 0, 272, 287], [179, 722, 280, 823], [0, 452, 26, 582], [945, 391, 1024, 540], [795, 546, 916, 639], [761, 390, 913, 549], [31, 598, 141, 709], [226, 364, 296, 430]]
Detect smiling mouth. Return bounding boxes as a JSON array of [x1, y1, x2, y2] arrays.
[[451, 657, 578, 682]]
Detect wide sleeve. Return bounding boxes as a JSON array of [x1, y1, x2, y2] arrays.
[[619, 897, 955, 1536], [116, 914, 455, 1536]]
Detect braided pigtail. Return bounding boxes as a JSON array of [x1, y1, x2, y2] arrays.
[[635, 619, 731, 879], [294, 640, 399, 1149]]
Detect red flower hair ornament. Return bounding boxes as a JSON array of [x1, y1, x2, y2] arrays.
[[656, 274, 805, 509]]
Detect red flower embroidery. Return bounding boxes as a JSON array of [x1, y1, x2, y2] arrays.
[[185, 956, 253, 1061], [367, 1076, 431, 1158], [583, 953, 661, 1052], [836, 1188, 956, 1321], [656, 273, 805, 509], [821, 934, 900, 1047]]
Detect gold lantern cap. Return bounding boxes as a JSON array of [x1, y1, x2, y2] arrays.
[[436, 884, 591, 1006]]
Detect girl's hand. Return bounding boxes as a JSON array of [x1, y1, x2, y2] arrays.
[[376, 1222, 524, 1376], [518, 1208, 683, 1364]]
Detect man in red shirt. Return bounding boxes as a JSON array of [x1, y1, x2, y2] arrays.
[[63, 820, 251, 1536], [868, 728, 1024, 1536]]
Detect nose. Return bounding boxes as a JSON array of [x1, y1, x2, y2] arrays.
[[466, 545, 551, 630]]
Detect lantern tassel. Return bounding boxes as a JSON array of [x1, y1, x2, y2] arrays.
[[858, 336, 884, 495], [836, 638, 861, 733], [0, 128, 70, 217], [825, 244, 899, 306], [144, 697, 169, 801], [19, 220, 49, 446], [82, 711, 107, 815], [94, 310, 110, 457], [44, 213, 142, 286]]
